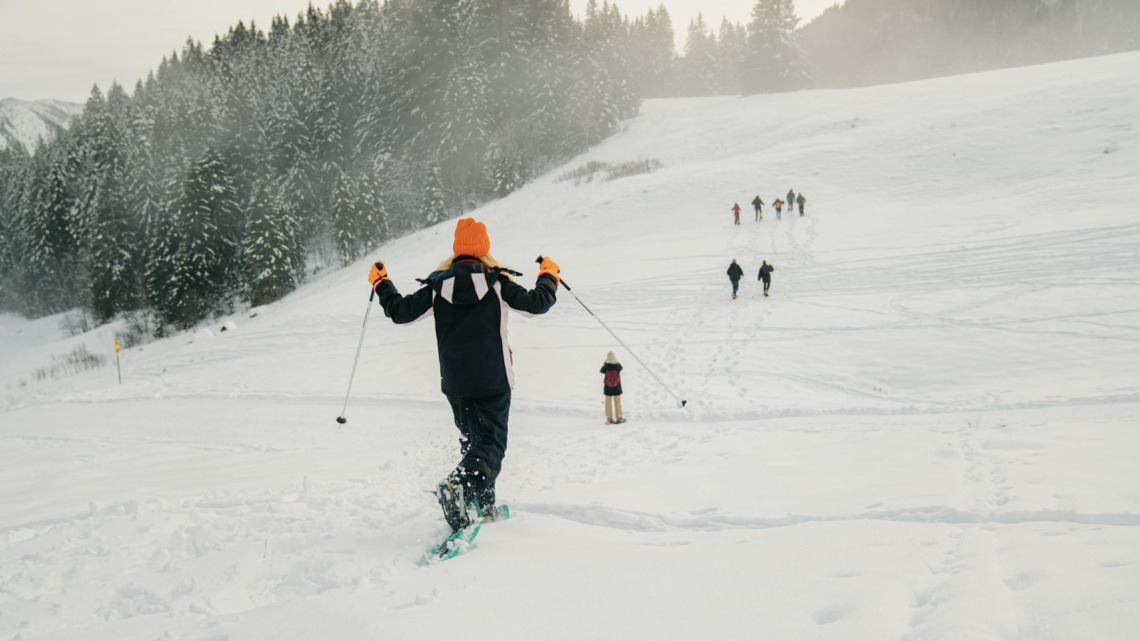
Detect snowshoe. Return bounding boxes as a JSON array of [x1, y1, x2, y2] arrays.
[[423, 480, 484, 564], [606, 418, 615, 425], [435, 478, 478, 533], [614, 418, 627, 425], [482, 504, 512, 524]]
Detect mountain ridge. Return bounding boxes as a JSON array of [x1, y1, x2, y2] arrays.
[[0, 98, 83, 152]]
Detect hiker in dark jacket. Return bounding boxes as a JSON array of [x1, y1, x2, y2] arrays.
[[787, 190, 795, 211], [600, 351, 625, 424], [751, 195, 764, 221], [371, 218, 559, 532], [797, 192, 806, 215], [727, 259, 744, 299], [758, 260, 775, 297]]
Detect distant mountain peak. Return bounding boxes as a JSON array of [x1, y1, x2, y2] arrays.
[[0, 98, 84, 152]]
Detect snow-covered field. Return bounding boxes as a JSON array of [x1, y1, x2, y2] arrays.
[[2, 51, 1139, 640]]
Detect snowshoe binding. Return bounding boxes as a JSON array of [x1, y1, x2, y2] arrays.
[[423, 479, 483, 564]]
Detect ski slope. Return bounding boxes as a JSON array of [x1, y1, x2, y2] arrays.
[[2, 51, 1139, 640]]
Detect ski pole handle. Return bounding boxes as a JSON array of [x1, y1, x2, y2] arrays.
[[535, 256, 572, 290]]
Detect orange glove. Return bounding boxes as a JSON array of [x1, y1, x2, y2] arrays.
[[538, 257, 560, 285], [368, 261, 389, 288]]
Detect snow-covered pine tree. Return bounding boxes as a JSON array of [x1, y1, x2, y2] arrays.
[[165, 148, 239, 327], [332, 170, 361, 266], [717, 19, 748, 95], [682, 15, 719, 96], [243, 178, 300, 306], [422, 161, 449, 228], [639, 6, 677, 98], [0, 145, 30, 311], [88, 167, 134, 323], [743, 0, 808, 94], [23, 147, 78, 315], [356, 165, 388, 250], [440, 0, 493, 204]]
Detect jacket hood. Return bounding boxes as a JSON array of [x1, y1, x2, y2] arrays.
[[605, 351, 618, 364]]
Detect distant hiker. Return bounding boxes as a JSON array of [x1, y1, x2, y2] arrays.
[[728, 259, 744, 299], [371, 218, 560, 535], [601, 352, 625, 425], [732, 203, 741, 226], [751, 195, 764, 221], [774, 199, 784, 220], [758, 260, 775, 297], [797, 192, 806, 216], [787, 190, 795, 210]]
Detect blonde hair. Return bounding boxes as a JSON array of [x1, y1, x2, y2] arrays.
[[435, 254, 510, 272]]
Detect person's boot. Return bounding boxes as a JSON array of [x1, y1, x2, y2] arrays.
[[435, 478, 477, 533]]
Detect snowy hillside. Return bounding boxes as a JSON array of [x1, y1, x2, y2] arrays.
[[0, 98, 82, 151], [2, 51, 1139, 640]]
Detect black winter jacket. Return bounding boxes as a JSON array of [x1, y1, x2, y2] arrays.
[[601, 363, 623, 396], [759, 263, 775, 281], [751, 196, 764, 209], [727, 263, 744, 282], [376, 257, 558, 397]]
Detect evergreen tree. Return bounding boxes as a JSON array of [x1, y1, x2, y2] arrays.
[[88, 169, 134, 323], [332, 170, 361, 265], [422, 161, 449, 228], [717, 19, 748, 95], [164, 148, 239, 327], [683, 14, 719, 95], [0, 145, 30, 311], [743, 0, 808, 94], [243, 179, 300, 305]]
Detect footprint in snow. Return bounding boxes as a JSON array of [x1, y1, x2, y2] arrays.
[[811, 606, 849, 625]]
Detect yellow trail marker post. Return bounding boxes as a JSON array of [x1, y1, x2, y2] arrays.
[[114, 339, 121, 385]]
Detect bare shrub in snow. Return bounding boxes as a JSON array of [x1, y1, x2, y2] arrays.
[[603, 159, 664, 181], [33, 345, 109, 381], [558, 159, 663, 185], [59, 309, 93, 336], [116, 311, 153, 349]]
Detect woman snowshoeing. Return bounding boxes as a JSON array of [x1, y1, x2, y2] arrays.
[[369, 218, 560, 533]]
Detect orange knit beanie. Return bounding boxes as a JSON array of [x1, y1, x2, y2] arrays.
[[452, 218, 491, 257]]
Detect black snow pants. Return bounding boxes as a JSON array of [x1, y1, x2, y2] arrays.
[[446, 390, 511, 510]]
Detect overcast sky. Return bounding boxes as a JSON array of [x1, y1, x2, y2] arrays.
[[0, 0, 837, 103]]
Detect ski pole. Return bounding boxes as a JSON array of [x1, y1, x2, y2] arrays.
[[536, 257, 687, 409], [336, 288, 376, 425]]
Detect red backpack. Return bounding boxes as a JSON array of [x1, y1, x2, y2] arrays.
[[605, 370, 620, 388]]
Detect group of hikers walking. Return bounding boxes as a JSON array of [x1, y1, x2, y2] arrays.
[[735, 189, 807, 224], [726, 188, 803, 297], [727, 259, 775, 300]]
